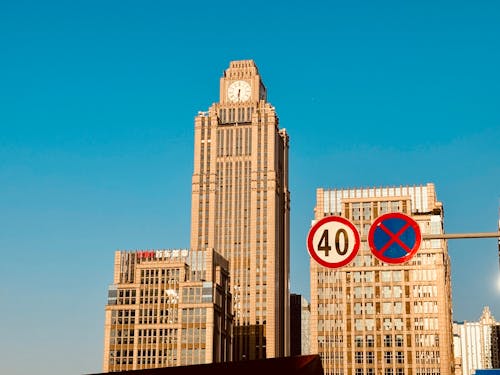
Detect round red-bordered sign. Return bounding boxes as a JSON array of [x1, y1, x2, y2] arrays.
[[368, 212, 422, 264], [307, 216, 361, 268]]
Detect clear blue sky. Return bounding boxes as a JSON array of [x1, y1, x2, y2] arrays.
[[1, 1, 499, 374]]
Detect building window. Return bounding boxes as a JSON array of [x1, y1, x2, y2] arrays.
[[354, 303, 363, 315], [380, 271, 392, 282], [365, 319, 375, 330], [383, 318, 393, 330], [355, 335, 363, 347], [393, 271, 403, 282], [365, 287, 374, 298], [355, 351, 363, 364], [365, 271, 374, 282], [363, 203, 371, 220], [354, 272, 362, 283], [395, 334, 404, 347], [366, 351, 374, 364], [354, 287, 363, 298], [393, 286, 402, 298], [384, 335, 392, 347], [394, 302, 403, 314], [382, 286, 391, 298], [394, 318, 404, 330], [383, 302, 392, 314], [384, 351, 393, 364], [396, 351, 404, 364], [352, 203, 360, 220], [365, 302, 374, 314], [366, 335, 374, 347]]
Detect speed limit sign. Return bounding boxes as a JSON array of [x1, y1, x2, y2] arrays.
[[307, 216, 361, 268]]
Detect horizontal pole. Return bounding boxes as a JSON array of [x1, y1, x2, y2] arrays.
[[422, 232, 500, 240], [360, 232, 500, 241]]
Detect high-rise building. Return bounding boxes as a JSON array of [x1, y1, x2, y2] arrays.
[[290, 294, 302, 356], [453, 306, 500, 375], [190, 60, 290, 360], [491, 325, 500, 369], [290, 294, 311, 356], [102, 248, 232, 372], [310, 183, 455, 375]]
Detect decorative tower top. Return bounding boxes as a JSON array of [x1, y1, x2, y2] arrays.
[[220, 60, 267, 104], [480, 306, 497, 324]]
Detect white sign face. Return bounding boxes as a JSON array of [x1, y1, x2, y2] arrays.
[[307, 216, 361, 268]]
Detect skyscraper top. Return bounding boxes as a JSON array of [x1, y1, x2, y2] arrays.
[[223, 60, 261, 82], [228, 59, 257, 69]]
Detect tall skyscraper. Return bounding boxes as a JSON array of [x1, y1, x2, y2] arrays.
[[102, 248, 232, 372], [453, 306, 500, 375], [310, 183, 455, 375], [190, 60, 290, 360]]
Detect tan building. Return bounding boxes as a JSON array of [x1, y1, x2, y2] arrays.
[[310, 183, 455, 375], [102, 248, 232, 372], [190, 60, 290, 360]]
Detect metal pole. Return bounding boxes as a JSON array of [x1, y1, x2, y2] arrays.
[[423, 232, 500, 240], [360, 232, 500, 242]]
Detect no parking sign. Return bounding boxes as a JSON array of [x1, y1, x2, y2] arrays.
[[368, 212, 422, 264]]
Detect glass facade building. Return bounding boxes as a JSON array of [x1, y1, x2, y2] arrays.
[[102, 248, 232, 372]]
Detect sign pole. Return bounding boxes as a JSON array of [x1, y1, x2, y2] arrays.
[[308, 213, 500, 269], [423, 232, 500, 240], [359, 232, 500, 241]]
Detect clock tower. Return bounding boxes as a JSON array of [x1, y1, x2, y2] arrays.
[[190, 60, 290, 360], [219, 61, 267, 104]]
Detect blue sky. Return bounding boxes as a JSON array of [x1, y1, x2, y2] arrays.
[[1, 1, 499, 374]]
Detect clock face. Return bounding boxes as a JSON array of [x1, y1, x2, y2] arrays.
[[227, 80, 251, 102]]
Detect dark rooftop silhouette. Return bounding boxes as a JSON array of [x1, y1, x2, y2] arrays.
[[88, 355, 323, 375]]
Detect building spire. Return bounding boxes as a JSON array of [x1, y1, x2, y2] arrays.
[[480, 306, 497, 324]]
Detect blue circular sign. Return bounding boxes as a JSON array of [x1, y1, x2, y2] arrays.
[[368, 212, 421, 264]]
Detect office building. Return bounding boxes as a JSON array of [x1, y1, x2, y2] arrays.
[[102, 248, 232, 372], [491, 325, 500, 369], [454, 306, 500, 375], [291, 294, 311, 356], [190, 60, 290, 360], [310, 183, 455, 375]]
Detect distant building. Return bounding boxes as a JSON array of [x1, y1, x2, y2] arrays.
[[290, 294, 311, 356], [454, 306, 500, 375], [301, 296, 312, 356], [491, 325, 500, 369], [102, 248, 232, 372], [310, 184, 455, 375]]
